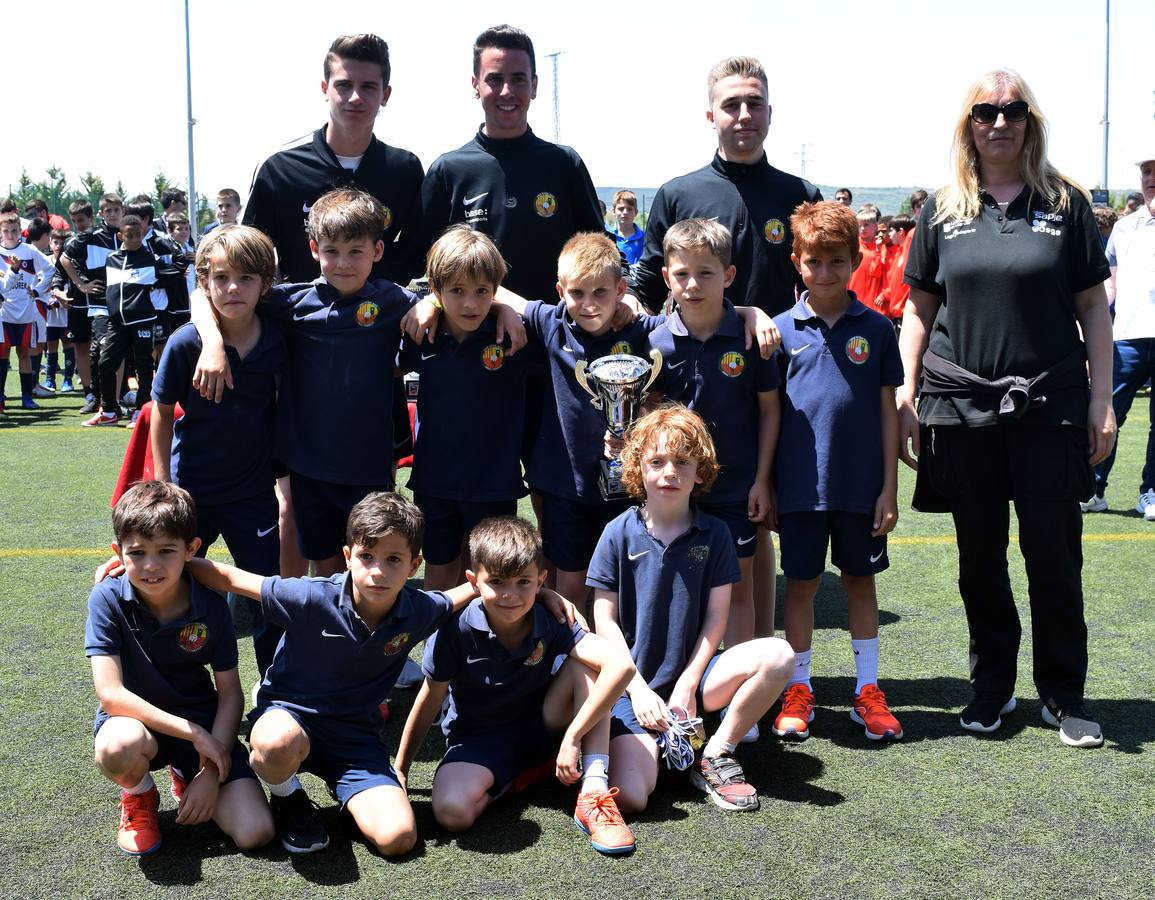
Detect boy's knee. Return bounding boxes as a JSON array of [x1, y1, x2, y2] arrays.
[[757, 636, 796, 677], [371, 824, 417, 857], [432, 795, 479, 833], [94, 719, 150, 770], [610, 780, 651, 815], [232, 817, 276, 852], [250, 713, 306, 763]]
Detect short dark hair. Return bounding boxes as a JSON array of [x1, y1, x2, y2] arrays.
[[325, 33, 390, 85], [160, 189, 187, 210], [50, 228, 71, 242], [890, 213, 915, 232], [216, 188, 241, 205], [1126, 191, 1144, 207], [113, 481, 197, 545], [473, 24, 535, 77], [308, 188, 385, 245], [834, 187, 853, 202], [26, 218, 51, 242], [98, 193, 123, 209], [346, 491, 423, 556], [118, 215, 144, 232], [124, 200, 156, 225], [469, 516, 545, 578], [24, 197, 48, 216], [908, 189, 929, 212], [69, 200, 93, 218]]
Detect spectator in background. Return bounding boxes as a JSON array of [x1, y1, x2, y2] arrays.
[[1122, 191, 1144, 215], [1092, 205, 1117, 248], [611, 190, 644, 268], [23, 198, 69, 233], [202, 188, 242, 236], [159, 189, 188, 234], [834, 188, 853, 206]]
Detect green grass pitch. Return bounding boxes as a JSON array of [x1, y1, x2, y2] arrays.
[[1, 394, 1153, 898]]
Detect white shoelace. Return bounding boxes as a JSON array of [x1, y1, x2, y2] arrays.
[[656, 706, 705, 771]]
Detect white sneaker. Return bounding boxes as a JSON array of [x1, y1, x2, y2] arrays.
[[1138, 490, 1155, 522], [1080, 494, 1107, 513], [721, 704, 761, 743]]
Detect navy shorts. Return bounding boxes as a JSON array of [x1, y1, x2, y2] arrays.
[[539, 492, 633, 573], [777, 510, 887, 580], [414, 493, 518, 566], [252, 705, 399, 807], [2, 321, 35, 348], [67, 307, 92, 342], [151, 311, 175, 344], [195, 491, 280, 576], [289, 470, 390, 561], [698, 498, 759, 559], [94, 714, 255, 784], [440, 707, 558, 797], [45, 325, 70, 342], [608, 654, 717, 740]]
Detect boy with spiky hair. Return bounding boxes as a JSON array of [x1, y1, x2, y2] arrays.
[[397, 516, 637, 855]]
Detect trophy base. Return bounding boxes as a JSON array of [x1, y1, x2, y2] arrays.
[[599, 459, 629, 501]]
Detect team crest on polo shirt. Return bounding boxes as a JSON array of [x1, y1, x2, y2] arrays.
[[524, 639, 546, 666], [763, 219, 786, 244], [383, 632, 410, 656], [687, 545, 710, 570], [178, 622, 208, 652], [382, 207, 393, 231], [356, 301, 379, 327], [610, 341, 633, 355], [481, 344, 505, 370], [719, 352, 745, 377], [534, 192, 558, 218], [846, 336, 870, 364]]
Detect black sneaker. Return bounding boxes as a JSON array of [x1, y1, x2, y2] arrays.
[[270, 788, 329, 853], [1041, 702, 1103, 748], [79, 397, 99, 414], [960, 694, 1016, 733]]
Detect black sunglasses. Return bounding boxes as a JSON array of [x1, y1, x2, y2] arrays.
[[970, 101, 1029, 125]]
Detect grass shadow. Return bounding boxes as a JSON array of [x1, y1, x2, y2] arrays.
[[808, 572, 901, 631], [137, 813, 268, 886]]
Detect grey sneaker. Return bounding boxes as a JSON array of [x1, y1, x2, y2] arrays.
[[1080, 494, 1107, 513], [1137, 490, 1155, 522], [1041, 702, 1103, 748]]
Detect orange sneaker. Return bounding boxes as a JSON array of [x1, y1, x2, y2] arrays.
[[168, 766, 187, 804], [574, 788, 635, 855], [772, 683, 815, 741], [851, 683, 903, 740], [117, 786, 162, 855]]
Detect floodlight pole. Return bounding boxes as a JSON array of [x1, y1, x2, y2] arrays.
[[1101, 0, 1110, 190], [184, 0, 197, 220], [546, 51, 563, 143]]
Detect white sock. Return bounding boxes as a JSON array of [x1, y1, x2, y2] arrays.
[[704, 737, 737, 758], [790, 649, 813, 688], [852, 637, 879, 694], [580, 754, 610, 793], [265, 774, 302, 797], [123, 773, 154, 795]]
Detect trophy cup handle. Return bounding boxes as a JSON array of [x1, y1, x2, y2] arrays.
[[574, 360, 600, 405], [641, 348, 664, 393]]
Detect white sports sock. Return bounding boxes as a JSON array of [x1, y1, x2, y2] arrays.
[[852, 637, 879, 694], [580, 754, 610, 793], [703, 737, 737, 758], [790, 649, 813, 688], [123, 773, 155, 795], [265, 775, 302, 797]]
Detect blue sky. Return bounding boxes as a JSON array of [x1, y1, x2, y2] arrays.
[[5, 0, 1151, 201]]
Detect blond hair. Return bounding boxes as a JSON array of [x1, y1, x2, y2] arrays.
[[425, 225, 506, 295], [663, 217, 732, 268], [557, 232, 622, 286], [933, 69, 1087, 225], [707, 56, 767, 100]]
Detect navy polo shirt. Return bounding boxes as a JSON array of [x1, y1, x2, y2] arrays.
[[422, 597, 585, 737], [398, 314, 543, 502], [258, 573, 453, 723], [586, 507, 739, 698], [523, 300, 665, 502], [152, 319, 285, 506], [649, 300, 780, 503], [772, 296, 904, 515], [264, 278, 415, 485], [85, 574, 238, 729]]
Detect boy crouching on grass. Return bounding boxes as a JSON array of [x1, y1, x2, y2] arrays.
[[86, 481, 274, 856], [589, 407, 795, 813], [186, 492, 577, 858], [769, 201, 904, 742], [396, 517, 637, 855]]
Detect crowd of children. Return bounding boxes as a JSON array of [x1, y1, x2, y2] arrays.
[[72, 180, 930, 864]]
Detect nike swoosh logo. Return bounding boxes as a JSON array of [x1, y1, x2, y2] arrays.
[[302, 203, 312, 213], [737, 536, 755, 546], [464, 193, 489, 205], [870, 550, 884, 563], [256, 524, 277, 538], [627, 550, 650, 561], [665, 360, 685, 371], [791, 344, 811, 356], [466, 656, 486, 664], [421, 352, 437, 360], [321, 629, 345, 638], [561, 346, 575, 353]]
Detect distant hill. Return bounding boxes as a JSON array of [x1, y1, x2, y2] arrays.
[[596, 184, 928, 224]]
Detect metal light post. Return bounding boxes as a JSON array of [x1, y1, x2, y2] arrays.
[[184, 0, 197, 224]]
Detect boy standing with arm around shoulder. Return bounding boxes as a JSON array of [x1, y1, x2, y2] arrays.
[[396, 517, 637, 855], [589, 407, 795, 813], [769, 201, 903, 742], [86, 482, 274, 856], [646, 219, 781, 687]]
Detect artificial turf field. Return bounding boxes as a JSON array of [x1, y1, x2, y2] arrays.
[[1, 394, 1153, 900]]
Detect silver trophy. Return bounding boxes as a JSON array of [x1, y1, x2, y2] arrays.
[[574, 350, 663, 499]]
